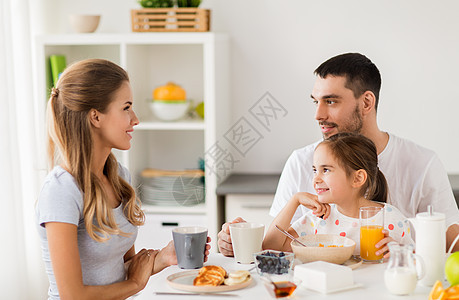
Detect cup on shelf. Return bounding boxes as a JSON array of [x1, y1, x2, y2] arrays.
[[229, 222, 264, 264], [172, 226, 208, 269]]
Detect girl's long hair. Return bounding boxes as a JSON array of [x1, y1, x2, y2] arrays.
[[320, 132, 388, 203], [46, 59, 144, 242]]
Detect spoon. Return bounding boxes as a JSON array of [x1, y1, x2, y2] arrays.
[[275, 225, 307, 247]]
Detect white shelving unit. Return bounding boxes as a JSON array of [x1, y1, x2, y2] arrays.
[[34, 33, 230, 250]]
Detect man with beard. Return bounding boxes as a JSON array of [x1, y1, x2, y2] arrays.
[[218, 53, 459, 255]]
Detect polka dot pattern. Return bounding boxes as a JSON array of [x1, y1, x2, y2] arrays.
[[290, 204, 413, 252]]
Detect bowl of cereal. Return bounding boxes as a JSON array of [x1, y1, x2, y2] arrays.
[[291, 234, 355, 265]]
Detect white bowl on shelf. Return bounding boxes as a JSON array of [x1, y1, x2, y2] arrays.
[[69, 14, 101, 33], [150, 100, 190, 121]]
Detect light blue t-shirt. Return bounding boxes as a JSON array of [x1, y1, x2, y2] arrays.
[[36, 164, 138, 300]]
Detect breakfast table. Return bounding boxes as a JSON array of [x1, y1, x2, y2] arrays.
[[131, 253, 436, 300]]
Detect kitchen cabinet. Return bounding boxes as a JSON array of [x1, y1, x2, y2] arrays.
[[217, 173, 280, 234], [136, 212, 208, 250], [34, 33, 230, 249], [225, 194, 274, 233]]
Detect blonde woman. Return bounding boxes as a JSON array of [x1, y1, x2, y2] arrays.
[[36, 59, 210, 299]]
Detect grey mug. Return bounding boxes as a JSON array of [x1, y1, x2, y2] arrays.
[[172, 226, 208, 269]]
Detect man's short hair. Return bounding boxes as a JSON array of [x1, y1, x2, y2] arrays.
[[314, 53, 382, 111]]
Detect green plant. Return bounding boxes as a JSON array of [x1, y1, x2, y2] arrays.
[[177, 0, 201, 7], [138, 0, 173, 8]]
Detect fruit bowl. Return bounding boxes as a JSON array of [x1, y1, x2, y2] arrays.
[[253, 250, 294, 276], [291, 234, 355, 265], [150, 100, 189, 121]]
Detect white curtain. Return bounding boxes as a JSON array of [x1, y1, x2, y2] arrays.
[[0, 0, 47, 298]]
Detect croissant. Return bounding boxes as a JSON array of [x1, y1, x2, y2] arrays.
[[193, 265, 227, 286]]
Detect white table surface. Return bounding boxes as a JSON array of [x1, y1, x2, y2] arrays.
[[131, 254, 436, 300]]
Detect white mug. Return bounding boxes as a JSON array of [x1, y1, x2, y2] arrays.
[[229, 222, 264, 264]]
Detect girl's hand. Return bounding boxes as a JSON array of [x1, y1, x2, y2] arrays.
[[375, 229, 395, 258], [295, 192, 331, 220], [127, 248, 157, 292]]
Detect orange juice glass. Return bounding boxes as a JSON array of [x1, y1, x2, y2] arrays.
[[359, 206, 385, 263]]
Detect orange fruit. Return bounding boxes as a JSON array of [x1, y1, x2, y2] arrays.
[[429, 280, 446, 300], [153, 82, 186, 101], [446, 284, 459, 299]]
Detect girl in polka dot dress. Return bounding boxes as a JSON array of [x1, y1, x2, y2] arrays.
[[263, 133, 414, 257]]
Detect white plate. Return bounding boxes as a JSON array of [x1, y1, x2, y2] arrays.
[[167, 270, 253, 293], [342, 256, 363, 270]]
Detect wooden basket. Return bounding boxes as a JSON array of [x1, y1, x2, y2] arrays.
[[131, 8, 210, 32]]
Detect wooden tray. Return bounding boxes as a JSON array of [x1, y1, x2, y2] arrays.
[[131, 8, 210, 32], [167, 270, 253, 293], [342, 256, 363, 270]]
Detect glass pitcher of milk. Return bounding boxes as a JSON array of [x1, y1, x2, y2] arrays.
[[384, 242, 425, 295]]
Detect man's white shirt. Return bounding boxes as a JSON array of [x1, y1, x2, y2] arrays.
[[270, 133, 459, 228]]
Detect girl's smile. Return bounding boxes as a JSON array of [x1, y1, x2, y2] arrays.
[[312, 144, 355, 205], [315, 187, 329, 195]]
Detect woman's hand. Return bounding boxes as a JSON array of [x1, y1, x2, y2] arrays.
[[204, 236, 211, 262], [152, 241, 177, 275], [294, 192, 331, 220], [127, 248, 157, 292], [375, 229, 395, 258]]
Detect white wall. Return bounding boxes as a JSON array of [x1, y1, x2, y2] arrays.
[[34, 0, 459, 175], [205, 0, 459, 174]]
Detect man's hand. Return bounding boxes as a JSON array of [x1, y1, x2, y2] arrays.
[[217, 217, 246, 256], [447, 223, 459, 253]]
